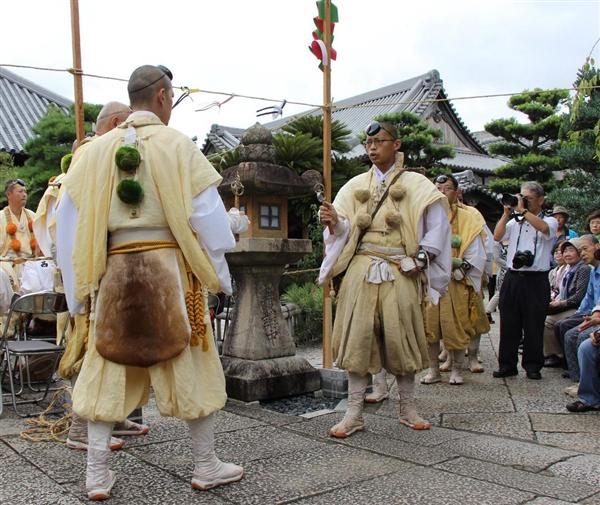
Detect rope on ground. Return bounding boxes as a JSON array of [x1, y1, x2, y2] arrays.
[[19, 386, 72, 444]]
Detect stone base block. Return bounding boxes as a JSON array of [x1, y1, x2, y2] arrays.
[[221, 355, 321, 402], [320, 368, 348, 399]]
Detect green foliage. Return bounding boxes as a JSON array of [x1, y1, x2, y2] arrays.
[[60, 153, 73, 174], [115, 146, 141, 173], [557, 58, 600, 175], [369, 111, 455, 175], [116, 179, 144, 205], [273, 133, 322, 172], [0, 152, 19, 207], [281, 115, 353, 153], [281, 282, 333, 344], [207, 146, 240, 172], [20, 102, 101, 208], [485, 88, 568, 191], [547, 170, 600, 232]]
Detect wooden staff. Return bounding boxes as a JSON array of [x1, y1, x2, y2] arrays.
[[70, 0, 85, 144], [322, 0, 333, 369]]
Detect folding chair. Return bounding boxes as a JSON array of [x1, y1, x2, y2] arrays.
[[1, 291, 67, 417]]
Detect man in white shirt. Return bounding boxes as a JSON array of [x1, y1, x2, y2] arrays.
[[492, 181, 558, 380]]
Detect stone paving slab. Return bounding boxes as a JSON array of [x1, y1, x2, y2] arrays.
[[443, 432, 577, 471], [291, 465, 534, 505], [61, 449, 228, 505], [285, 411, 469, 447], [530, 413, 600, 434], [547, 454, 600, 488], [536, 433, 600, 455], [128, 424, 325, 476], [0, 440, 85, 504], [523, 499, 578, 505], [435, 456, 598, 501], [331, 429, 459, 466], [223, 399, 305, 426], [583, 493, 600, 504], [208, 443, 415, 505], [441, 412, 535, 440], [3, 435, 85, 484]]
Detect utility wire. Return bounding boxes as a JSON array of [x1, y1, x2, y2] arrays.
[[1, 63, 597, 113]]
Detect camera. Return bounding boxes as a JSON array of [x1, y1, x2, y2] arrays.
[[501, 193, 529, 209], [512, 250, 535, 269]]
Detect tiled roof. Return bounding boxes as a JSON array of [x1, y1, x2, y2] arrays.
[[201, 124, 245, 154], [442, 147, 508, 173], [0, 67, 72, 155], [203, 69, 507, 175]]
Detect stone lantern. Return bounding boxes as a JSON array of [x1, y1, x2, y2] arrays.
[[218, 123, 321, 402]]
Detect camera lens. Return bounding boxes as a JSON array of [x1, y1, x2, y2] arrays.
[[501, 194, 519, 207]]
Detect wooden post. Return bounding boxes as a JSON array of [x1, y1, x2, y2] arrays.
[[322, 0, 333, 370], [70, 0, 85, 144]]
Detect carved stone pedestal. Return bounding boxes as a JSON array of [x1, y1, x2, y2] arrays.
[[222, 237, 320, 402]]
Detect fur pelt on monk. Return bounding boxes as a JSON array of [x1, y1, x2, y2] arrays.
[[95, 250, 190, 367]]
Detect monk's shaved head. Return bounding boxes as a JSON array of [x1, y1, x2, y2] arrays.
[[95, 101, 130, 136], [128, 65, 172, 106]]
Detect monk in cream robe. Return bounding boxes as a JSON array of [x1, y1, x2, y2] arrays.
[[423, 175, 487, 385], [319, 120, 451, 438], [56, 65, 244, 500]]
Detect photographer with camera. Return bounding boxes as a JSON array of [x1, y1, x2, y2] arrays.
[[492, 182, 558, 380]]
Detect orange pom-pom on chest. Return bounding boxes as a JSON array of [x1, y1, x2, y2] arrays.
[[10, 239, 21, 253], [6, 223, 17, 235]]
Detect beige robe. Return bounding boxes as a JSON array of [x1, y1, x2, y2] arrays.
[[0, 206, 36, 290], [425, 203, 486, 349], [62, 114, 226, 421], [330, 160, 446, 376]]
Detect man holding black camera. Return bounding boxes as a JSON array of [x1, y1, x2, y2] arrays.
[[492, 182, 558, 380]]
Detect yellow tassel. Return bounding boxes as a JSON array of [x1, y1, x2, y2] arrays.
[[185, 269, 208, 351]]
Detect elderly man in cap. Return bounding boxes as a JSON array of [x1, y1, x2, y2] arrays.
[[552, 206, 578, 245]]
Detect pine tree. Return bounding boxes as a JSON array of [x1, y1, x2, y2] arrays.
[[548, 58, 600, 230], [371, 111, 455, 177], [18, 103, 101, 208], [0, 152, 19, 207], [485, 88, 568, 194]]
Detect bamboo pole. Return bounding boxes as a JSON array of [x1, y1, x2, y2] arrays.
[[322, 0, 333, 369], [70, 0, 85, 144]]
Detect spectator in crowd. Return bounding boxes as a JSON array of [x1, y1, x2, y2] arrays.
[[552, 206, 578, 244], [544, 239, 590, 367], [566, 325, 600, 412], [587, 209, 600, 241], [492, 181, 558, 380], [548, 242, 568, 301], [554, 234, 600, 382]]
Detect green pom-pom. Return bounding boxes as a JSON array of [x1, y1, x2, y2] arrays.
[[117, 179, 144, 205], [452, 257, 463, 269], [115, 146, 141, 173], [451, 234, 462, 249], [61, 153, 73, 174]]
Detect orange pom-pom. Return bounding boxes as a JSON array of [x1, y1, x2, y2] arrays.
[[30, 237, 37, 251], [10, 239, 21, 253], [28, 219, 33, 232], [6, 223, 17, 235]]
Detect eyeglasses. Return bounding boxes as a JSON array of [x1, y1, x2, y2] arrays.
[[363, 139, 396, 147]]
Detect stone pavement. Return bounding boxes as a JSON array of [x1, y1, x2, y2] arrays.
[[1, 322, 600, 504]]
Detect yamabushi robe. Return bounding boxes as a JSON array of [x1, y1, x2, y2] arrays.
[[58, 113, 231, 422], [323, 156, 450, 376], [425, 202, 487, 350]]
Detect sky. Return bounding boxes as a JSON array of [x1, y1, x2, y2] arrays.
[[2, 0, 599, 144]]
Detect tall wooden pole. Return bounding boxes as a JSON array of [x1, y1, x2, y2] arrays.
[[70, 0, 85, 144], [322, 0, 333, 369]]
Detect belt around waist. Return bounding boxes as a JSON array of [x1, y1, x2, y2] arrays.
[[508, 269, 550, 276], [108, 228, 175, 247]]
